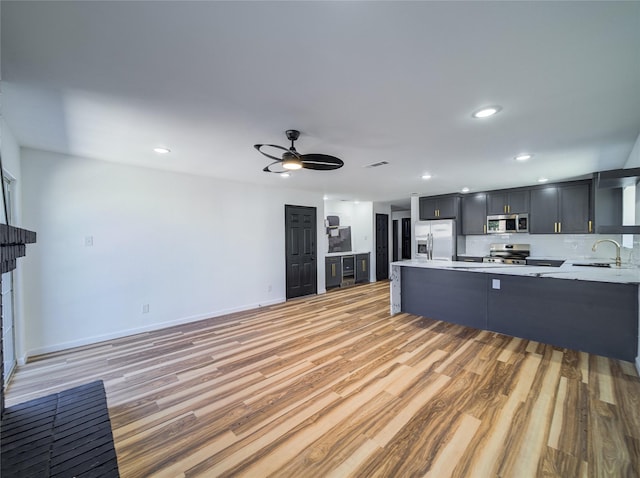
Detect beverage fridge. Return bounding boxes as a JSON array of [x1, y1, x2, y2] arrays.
[[414, 219, 456, 261]]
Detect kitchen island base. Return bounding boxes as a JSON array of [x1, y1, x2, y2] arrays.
[[395, 264, 638, 362]]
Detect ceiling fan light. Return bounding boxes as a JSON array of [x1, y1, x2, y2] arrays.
[[282, 153, 303, 170]]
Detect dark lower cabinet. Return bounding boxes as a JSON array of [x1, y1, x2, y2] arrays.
[[400, 266, 638, 362], [326, 253, 370, 289], [487, 274, 637, 361], [401, 267, 488, 330], [326, 257, 341, 288], [355, 253, 370, 283]]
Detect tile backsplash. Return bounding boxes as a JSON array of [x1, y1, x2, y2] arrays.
[[463, 233, 639, 264]]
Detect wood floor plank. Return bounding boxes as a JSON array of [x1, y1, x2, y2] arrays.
[[4, 281, 640, 477]]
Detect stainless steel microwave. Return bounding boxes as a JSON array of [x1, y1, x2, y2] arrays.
[[486, 213, 528, 233]]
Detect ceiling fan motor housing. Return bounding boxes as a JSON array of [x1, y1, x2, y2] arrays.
[[286, 129, 300, 142]]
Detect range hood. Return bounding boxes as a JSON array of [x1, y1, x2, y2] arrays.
[[595, 168, 640, 234], [596, 167, 640, 189]]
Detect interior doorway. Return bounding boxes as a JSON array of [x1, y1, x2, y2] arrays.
[[376, 213, 389, 281], [285, 205, 317, 299]]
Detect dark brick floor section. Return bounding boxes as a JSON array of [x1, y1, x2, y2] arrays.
[[1, 381, 120, 477]]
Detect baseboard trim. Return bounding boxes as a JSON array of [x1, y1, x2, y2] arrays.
[[24, 297, 286, 360]]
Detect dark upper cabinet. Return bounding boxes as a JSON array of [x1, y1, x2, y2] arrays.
[[559, 183, 591, 233], [419, 195, 459, 220], [487, 189, 530, 215], [530, 182, 591, 234], [530, 187, 558, 234], [355, 253, 370, 283], [461, 193, 487, 235]]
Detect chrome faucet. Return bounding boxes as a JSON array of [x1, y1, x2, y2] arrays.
[[592, 239, 622, 267]]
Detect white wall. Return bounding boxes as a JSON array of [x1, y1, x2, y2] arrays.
[[324, 200, 373, 254], [20, 148, 325, 357]]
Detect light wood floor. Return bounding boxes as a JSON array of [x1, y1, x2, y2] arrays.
[[5, 281, 640, 477]]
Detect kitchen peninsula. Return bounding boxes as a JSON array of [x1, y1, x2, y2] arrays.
[[390, 260, 640, 363]]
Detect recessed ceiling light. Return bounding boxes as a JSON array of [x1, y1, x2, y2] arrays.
[[472, 105, 502, 119], [421, 174, 432, 180], [515, 153, 533, 161], [461, 187, 470, 193], [354, 200, 360, 204], [538, 177, 549, 183], [323, 195, 329, 200], [153, 147, 171, 154], [280, 172, 290, 178]]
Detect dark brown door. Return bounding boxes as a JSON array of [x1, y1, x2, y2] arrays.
[[285, 205, 317, 299], [376, 213, 389, 281]]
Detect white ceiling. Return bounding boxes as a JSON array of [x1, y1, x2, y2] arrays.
[[2, 1, 640, 208]]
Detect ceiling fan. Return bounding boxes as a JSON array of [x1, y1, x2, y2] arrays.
[[254, 129, 344, 173]]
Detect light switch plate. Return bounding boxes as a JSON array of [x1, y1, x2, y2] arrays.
[[492, 279, 501, 289]]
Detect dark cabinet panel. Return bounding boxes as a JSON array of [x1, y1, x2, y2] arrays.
[[487, 190, 529, 215], [400, 265, 637, 361], [530, 182, 591, 234], [356, 253, 370, 283], [530, 186, 559, 233], [487, 192, 508, 215], [325, 257, 342, 289], [559, 183, 591, 233], [487, 274, 637, 361], [419, 195, 459, 220], [461, 193, 487, 235], [419, 197, 439, 220], [401, 267, 488, 329], [507, 190, 530, 214]]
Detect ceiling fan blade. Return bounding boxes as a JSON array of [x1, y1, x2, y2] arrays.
[[263, 160, 288, 173], [300, 153, 344, 170], [254, 143, 290, 162]]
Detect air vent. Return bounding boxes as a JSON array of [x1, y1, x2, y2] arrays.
[[365, 161, 389, 168]]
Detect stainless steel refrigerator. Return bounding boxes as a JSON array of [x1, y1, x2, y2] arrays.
[[415, 219, 456, 261]]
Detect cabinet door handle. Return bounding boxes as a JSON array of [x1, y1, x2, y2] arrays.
[[362, 260, 366, 272], [554, 222, 558, 233], [483, 224, 487, 234], [507, 205, 511, 213], [504, 205, 507, 213], [332, 263, 336, 276], [588, 220, 592, 233]]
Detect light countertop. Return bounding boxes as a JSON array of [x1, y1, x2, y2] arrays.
[[326, 251, 370, 257], [390, 259, 640, 285]]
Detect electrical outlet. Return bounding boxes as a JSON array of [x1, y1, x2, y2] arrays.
[[142, 304, 150, 314], [84, 236, 94, 247]]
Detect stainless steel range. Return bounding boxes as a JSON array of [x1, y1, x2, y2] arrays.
[[483, 243, 530, 265]]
